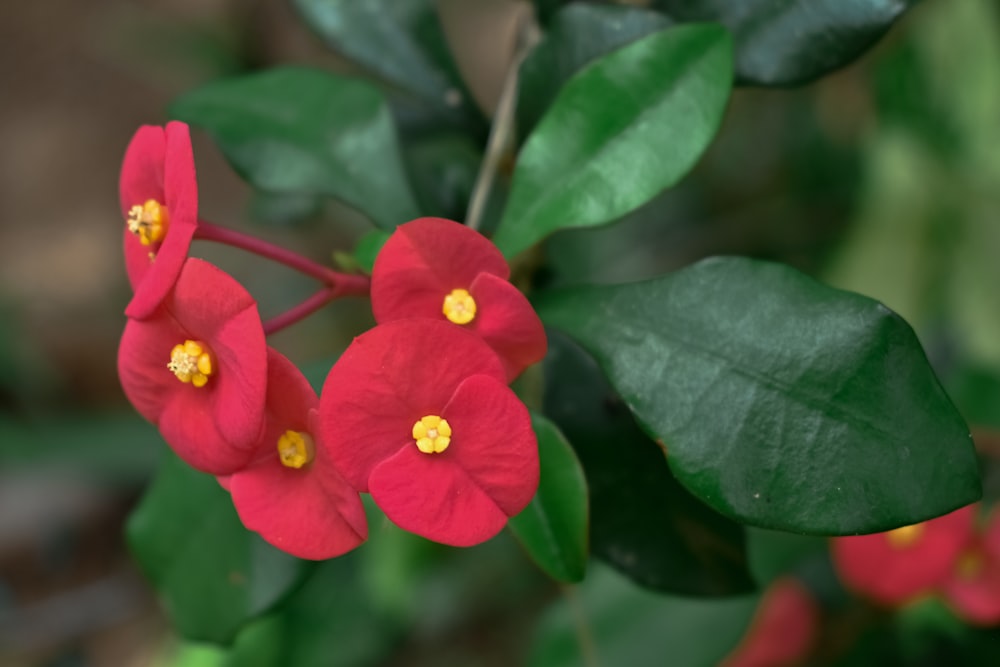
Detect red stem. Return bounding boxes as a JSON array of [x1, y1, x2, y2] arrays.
[[263, 287, 338, 336], [195, 219, 370, 296]]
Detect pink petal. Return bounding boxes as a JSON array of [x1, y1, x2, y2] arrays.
[[468, 272, 547, 381], [318, 320, 506, 492], [159, 387, 256, 474], [942, 549, 1000, 626], [369, 445, 508, 546], [119, 125, 165, 218], [721, 578, 819, 667], [118, 312, 186, 424], [441, 374, 538, 516]]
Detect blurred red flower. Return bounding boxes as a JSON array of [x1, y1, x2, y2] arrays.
[[318, 320, 538, 546], [942, 508, 1000, 626], [830, 504, 977, 606], [370, 217, 546, 381], [120, 121, 198, 319], [721, 577, 819, 667], [118, 258, 267, 474], [224, 348, 367, 560]]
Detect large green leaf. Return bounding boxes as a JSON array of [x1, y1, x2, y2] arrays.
[[537, 256, 981, 534], [127, 453, 306, 644], [542, 330, 754, 596], [652, 0, 919, 86], [517, 3, 671, 137], [292, 0, 458, 109], [508, 414, 589, 583], [493, 24, 732, 258], [171, 67, 420, 230], [527, 564, 758, 667]]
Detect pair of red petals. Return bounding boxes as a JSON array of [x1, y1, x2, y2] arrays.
[[832, 504, 1000, 624]]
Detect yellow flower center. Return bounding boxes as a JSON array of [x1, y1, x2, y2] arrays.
[[442, 288, 476, 325], [885, 523, 925, 549], [167, 340, 213, 388], [277, 430, 315, 469], [127, 199, 170, 246], [956, 550, 984, 580], [412, 415, 452, 454]]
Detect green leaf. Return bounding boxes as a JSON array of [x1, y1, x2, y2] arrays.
[[494, 24, 733, 258], [652, 0, 919, 86], [543, 331, 754, 596], [517, 3, 672, 137], [508, 414, 589, 583], [352, 229, 391, 275], [537, 256, 981, 534], [527, 564, 758, 667], [127, 453, 306, 644], [402, 132, 481, 221], [293, 0, 462, 111], [171, 67, 420, 230]]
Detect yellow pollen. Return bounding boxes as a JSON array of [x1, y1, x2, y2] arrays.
[[412, 415, 452, 454], [442, 288, 476, 325], [167, 339, 214, 387], [886, 523, 925, 549], [277, 430, 315, 469], [127, 199, 170, 246]]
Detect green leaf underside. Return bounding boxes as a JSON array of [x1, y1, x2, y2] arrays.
[[652, 0, 918, 86], [292, 0, 458, 109], [171, 67, 420, 230], [127, 453, 305, 644], [528, 564, 758, 667], [537, 256, 980, 535], [517, 3, 672, 137], [543, 330, 754, 596], [508, 413, 589, 583], [494, 24, 733, 258]]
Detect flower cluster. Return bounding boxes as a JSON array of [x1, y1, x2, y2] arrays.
[[831, 503, 1000, 625], [116, 123, 545, 558]]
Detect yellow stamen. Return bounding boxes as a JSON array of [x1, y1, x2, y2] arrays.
[[277, 430, 315, 469], [412, 415, 452, 454], [442, 288, 476, 325], [127, 199, 170, 246], [957, 550, 985, 580], [167, 339, 214, 387], [886, 523, 925, 549]]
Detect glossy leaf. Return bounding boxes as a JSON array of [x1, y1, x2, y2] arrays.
[[293, 0, 460, 110], [171, 67, 420, 230], [542, 331, 754, 596], [652, 0, 919, 86], [402, 132, 481, 221], [127, 453, 306, 643], [528, 564, 758, 667], [508, 414, 589, 583], [517, 3, 671, 136], [537, 256, 981, 534], [494, 24, 732, 258]]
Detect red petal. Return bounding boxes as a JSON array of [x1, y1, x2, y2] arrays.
[[468, 272, 547, 381], [441, 374, 538, 516], [942, 547, 1000, 626], [159, 387, 256, 474], [369, 445, 508, 546], [318, 320, 506, 492], [721, 578, 819, 667], [124, 122, 199, 319], [831, 505, 977, 606], [118, 313, 186, 425]]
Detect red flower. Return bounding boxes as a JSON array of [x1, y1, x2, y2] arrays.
[[721, 577, 819, 667], [225, 348, 367, 560], [830, 505, 977, 606], [118, 258, 267, 475], [370, 217, 546, 381], [942, 509, 1000, 626], [318, 320, 539, 546], [120, 121, 198, 319]]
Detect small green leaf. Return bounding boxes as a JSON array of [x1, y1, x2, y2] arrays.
[[127, 453, 306, 643], [527, 564, 758, 667], [352, 229, 391, 275], [543, 331, 754, 596], [537, 256, 981, 534], [517, 3, 671, 136], [494, 24, 732, 258], [171, 67, 420, 230], [508, 414, 589, 583], [293, 0, 462, 110], [652, 0, 919, 86]]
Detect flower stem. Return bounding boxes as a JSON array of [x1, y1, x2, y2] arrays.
[[263, 287, 339, 336], [195, 219, 369, 296]]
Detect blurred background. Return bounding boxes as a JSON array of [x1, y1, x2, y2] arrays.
[[1, 0, 998, 665]]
